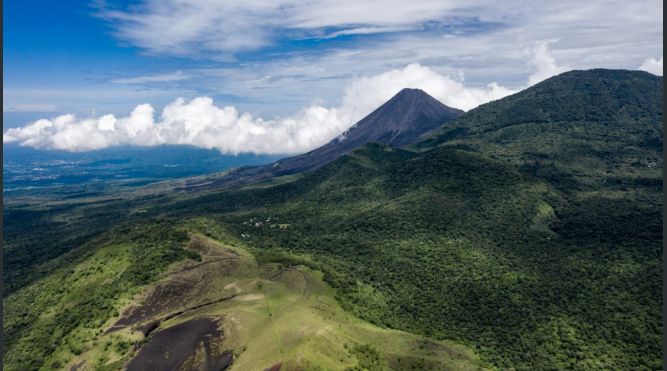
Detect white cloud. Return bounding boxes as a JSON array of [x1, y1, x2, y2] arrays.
[[7, 1, 659, 119], [95, 0, 462, 57], [96, 0, 662, 66], [80, 0, 662, 120], [341, 63, 514, 114], [98, 1, 282, 58], [3, 98, 344, 154], [639, 57, 663, 75], [322, 26, 418, 39], [3, 63, 516, 153], [527, 41, 568, 85], [112, 71, 189, 84]]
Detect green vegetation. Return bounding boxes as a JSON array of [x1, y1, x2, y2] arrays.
[[4, 227, 485, 370], [417, 69, 663, 188], [3, 219, 191, 370], [170, 142, 659, 369], [2, 194, 159, 295], [346, 344, 385, 370], [3, 69, 663, 370]]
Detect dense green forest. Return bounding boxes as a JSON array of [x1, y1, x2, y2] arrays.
[[3, 69, 663, 370], [158, 143, 662, 369]]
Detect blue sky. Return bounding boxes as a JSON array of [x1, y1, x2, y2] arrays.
[[3, 0, 663, 154], [4, 1, 206, 122]]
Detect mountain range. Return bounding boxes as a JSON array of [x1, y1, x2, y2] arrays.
[[3, 69, 663, 371]]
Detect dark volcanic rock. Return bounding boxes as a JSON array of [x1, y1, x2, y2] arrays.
[[126, 317, 230, 371]]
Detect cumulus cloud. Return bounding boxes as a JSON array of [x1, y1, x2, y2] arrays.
[[342, 63, 515, 114], [639, 57, 663, 76], [4, 63, 517, 154], [527, 41, 568, 85], [3, 98, 343, 154]]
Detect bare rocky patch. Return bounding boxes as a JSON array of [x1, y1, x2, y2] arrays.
[[126, 317, 232, 371]]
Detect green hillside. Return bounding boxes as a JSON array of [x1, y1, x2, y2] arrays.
[[3, 69, 663, 370], [4, 220, 486, 371], [156, 139, 661, 369], [417, 69, 663, 187]]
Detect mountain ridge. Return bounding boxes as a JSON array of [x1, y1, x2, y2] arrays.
[[418, 69, 662, 144]]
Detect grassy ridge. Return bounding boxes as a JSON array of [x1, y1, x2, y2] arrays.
[[3, 220, 485, 370]]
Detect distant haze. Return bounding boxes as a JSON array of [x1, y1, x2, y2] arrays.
[[3, 144, 282, 191]]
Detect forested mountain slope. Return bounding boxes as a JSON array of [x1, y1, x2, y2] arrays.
[[417, 69, 663, 187], [159, 138, 661, 369]]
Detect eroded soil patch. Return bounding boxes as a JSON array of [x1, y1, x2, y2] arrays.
[[107, 235, 243, 333], [126, 317, 231, 371]]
